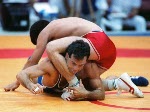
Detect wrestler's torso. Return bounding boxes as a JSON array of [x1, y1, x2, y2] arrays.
[[46, 17, 102, 41], [41, 73, 94, 93], [42, 73, 68, 90]]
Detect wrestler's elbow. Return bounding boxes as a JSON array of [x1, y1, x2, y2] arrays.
[[16, 71, 27, 82], [99, 92, 105, 100], [16, 71, 22, 82], [96, 89, 105, 100], [16, 71, 29, 88], [26, 58, 35, 66], [87, 89, 105, 101], [46, 42, 57, 57]]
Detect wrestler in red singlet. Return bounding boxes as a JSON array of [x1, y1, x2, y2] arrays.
[[83, 31, 116, 70]]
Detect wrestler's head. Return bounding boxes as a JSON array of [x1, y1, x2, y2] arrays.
[[30, 20, 49, 45], [65, 40, 90, 74]]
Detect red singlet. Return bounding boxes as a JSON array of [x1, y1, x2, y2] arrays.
[[83, 31, 116, 70]]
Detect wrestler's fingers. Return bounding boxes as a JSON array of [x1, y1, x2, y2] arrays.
[[30, 88, 36, 94], [37, 85, 43, 94], [33, 86, 40, 94], [34, 84, 45, 94], [37, 83, 42, 87]]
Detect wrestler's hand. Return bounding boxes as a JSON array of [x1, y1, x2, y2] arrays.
[[4, 81, 20, 92], [61, 89, 74, 101], [28, 83, 45, 94], [67, 80, 88, 100]]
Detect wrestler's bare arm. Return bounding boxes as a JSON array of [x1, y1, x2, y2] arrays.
[[46, 35, 99, 82], [67, 78, 105, 100], [85, 78, 105, 100], [17, 58, 56, 93], [23, 19, 80, 70], [23, 35, 49, 69], [4, 17, 101, 92], [24, 17, 101, 69], [4, 34, 50, 92], [46, 36, 83, 82], [83, 64, 106, 100]]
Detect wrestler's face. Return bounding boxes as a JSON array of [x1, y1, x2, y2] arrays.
[[65, 53, 87, 75]]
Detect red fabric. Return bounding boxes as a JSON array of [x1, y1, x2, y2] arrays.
[[83, 31, 116, 69]]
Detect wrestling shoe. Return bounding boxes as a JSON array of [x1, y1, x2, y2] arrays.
[[131, 76, 149, 86], [115, 73, 144, 98]]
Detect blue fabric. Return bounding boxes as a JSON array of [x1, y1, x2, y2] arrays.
[[38, 76, 43, 85], [131, 76, 149, 86], [37, 75, 67, 94]]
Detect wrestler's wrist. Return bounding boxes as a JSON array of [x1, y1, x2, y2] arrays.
[[75, 91, 89, 101], [68, 76, 79, 87], [82, 90, 89, 99], [26, 82, 33, 90], [15, 80, 20, 85]]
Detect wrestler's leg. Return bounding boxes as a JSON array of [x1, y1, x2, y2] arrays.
[[79, 62, 106, 93], [103, 75, 149, 90], [102, 73, 144, 98], [69, 62, 106, 100], [61, 62, 106, 101], [102, 76, 119, 91], [78, 62, 117, 91], [77, 61, 117, 91], [78, 61, 115, 91], [79, 62, 144, 98]]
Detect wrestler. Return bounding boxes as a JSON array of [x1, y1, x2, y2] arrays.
[[4, 17, 115, 91], [4, 17, 146, 98], [17, 40, 143, 100]]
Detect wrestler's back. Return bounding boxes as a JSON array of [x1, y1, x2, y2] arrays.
[[46, 17, 102, 40]]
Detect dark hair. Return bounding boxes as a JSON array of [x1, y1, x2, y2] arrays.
[[29, 20, 49, 45], [66, 40, 90, 60]]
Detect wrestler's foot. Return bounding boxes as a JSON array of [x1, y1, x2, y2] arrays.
[[4, 81, 20, 92], [115, 73, 144, 98]]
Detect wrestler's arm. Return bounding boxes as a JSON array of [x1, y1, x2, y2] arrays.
[[46, 36, 84, 83], [24, 19, 81, 69], [11, 20, 78, 88], [84, 78, 105, 100], [4, 18, 90, 91], [68, 78, 105, 101], [23, 28, 50, 69], [10, 30, 50, 90], [25, 17, 98, 68], [17, 58, 52, 94]]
